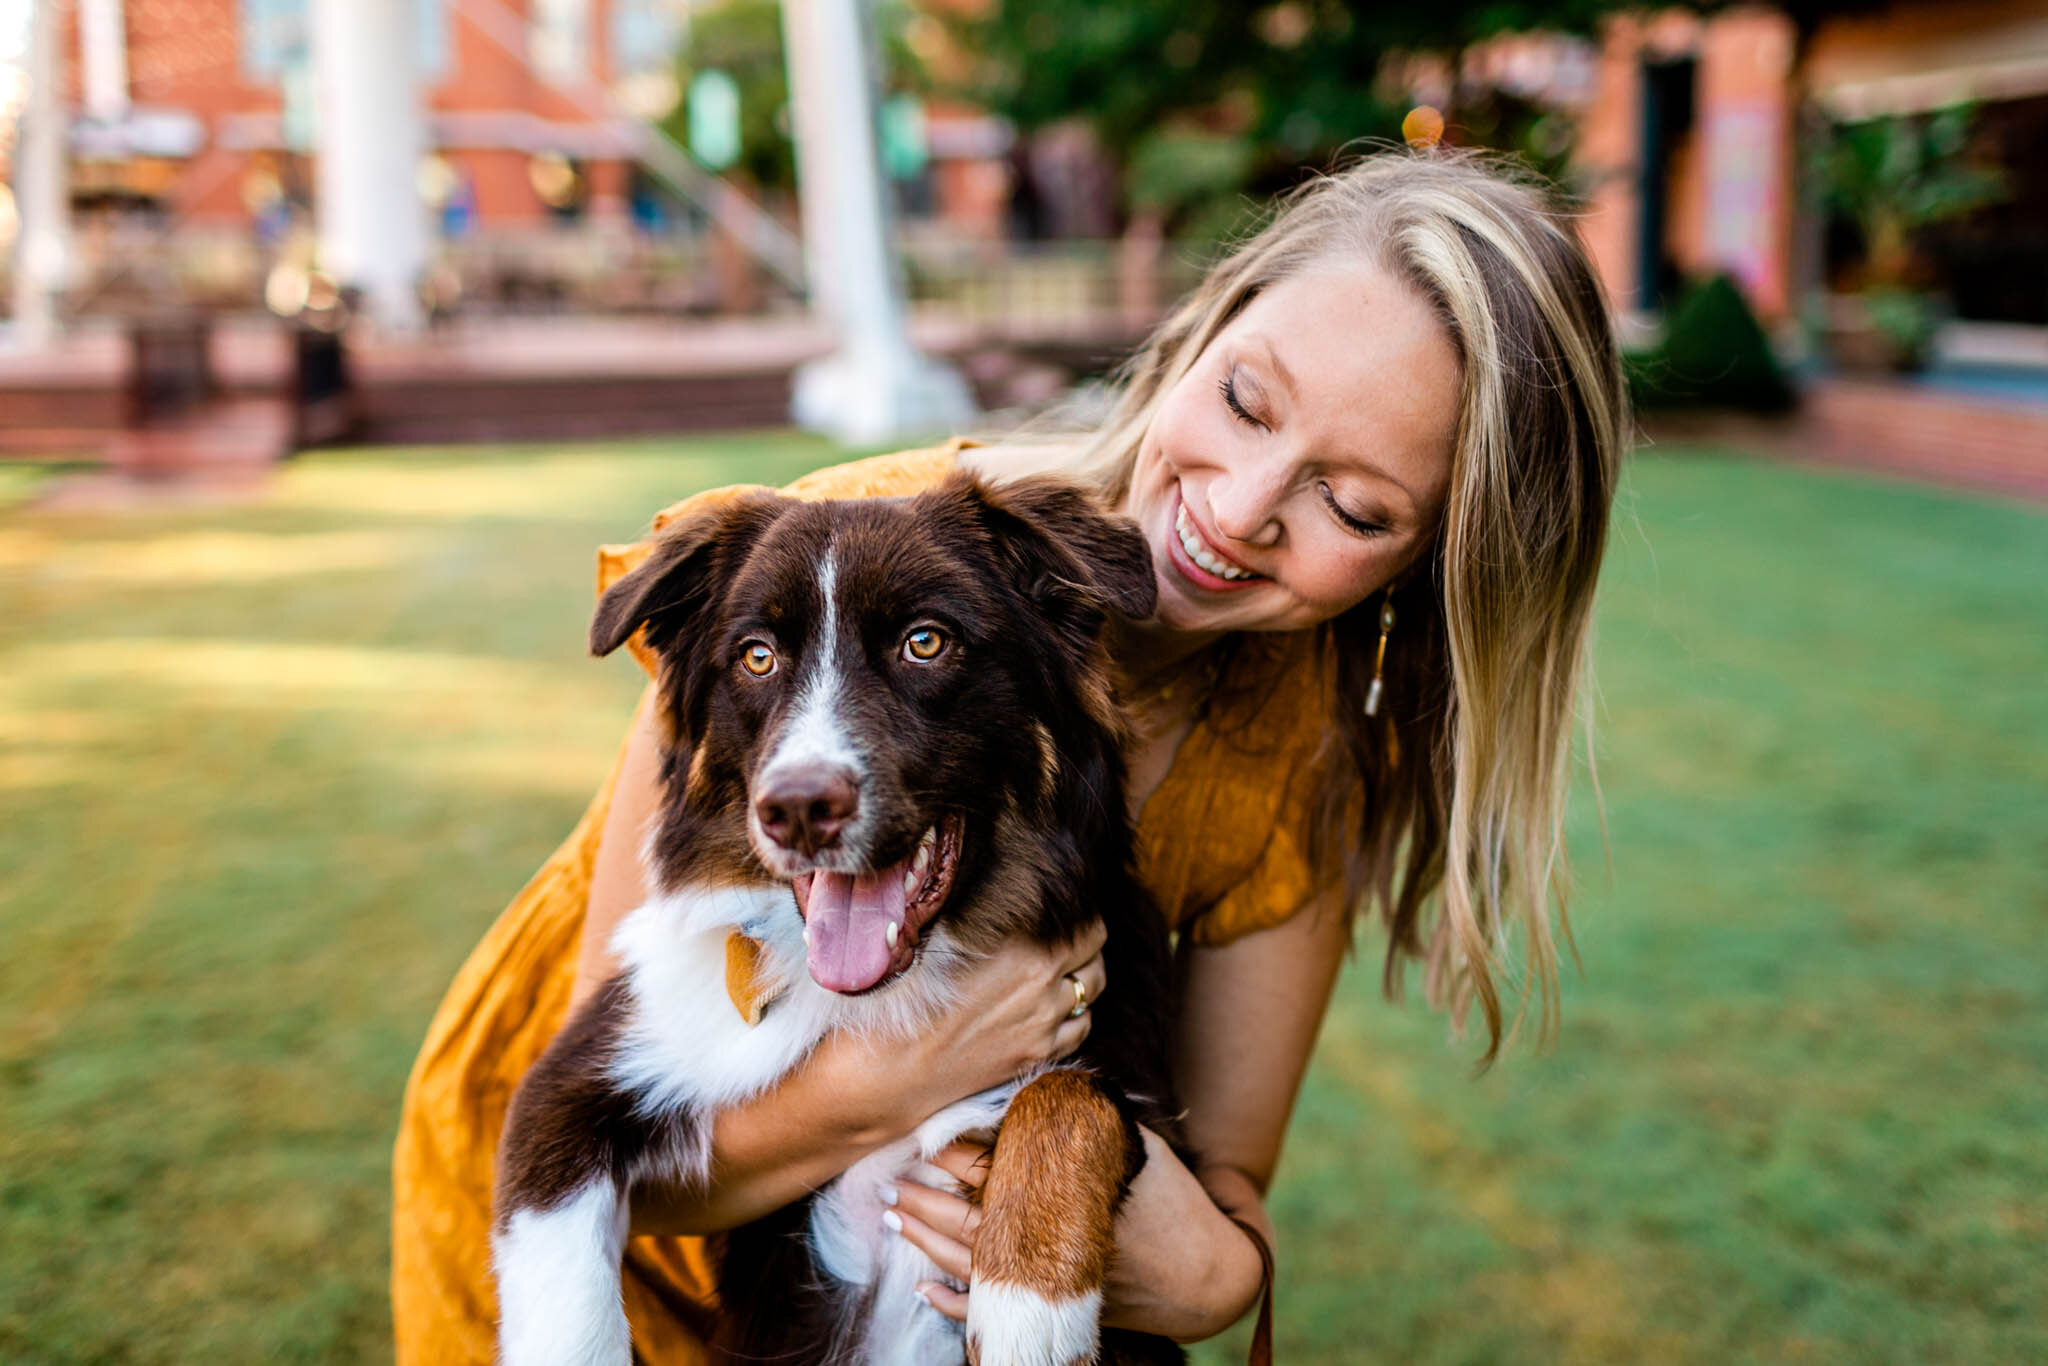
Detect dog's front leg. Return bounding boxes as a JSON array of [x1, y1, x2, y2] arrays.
[[492, 981, 670, 1366], [966, 1069, 1148, 1366], [492, 1174, 632, 1366]]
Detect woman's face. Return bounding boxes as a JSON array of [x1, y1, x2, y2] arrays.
[[1122, 263, 1460, 639]]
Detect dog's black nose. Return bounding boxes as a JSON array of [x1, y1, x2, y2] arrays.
[[755, 767, 860, 854]]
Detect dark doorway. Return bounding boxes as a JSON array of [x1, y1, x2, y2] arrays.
[[1639, 57, 1698, 311]]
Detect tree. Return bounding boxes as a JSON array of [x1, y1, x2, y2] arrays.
[[930, 0, 1625, 235], [663, 0, 794, 194]]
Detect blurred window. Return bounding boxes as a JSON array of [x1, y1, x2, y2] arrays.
[[239, 0, 449, 84], [240, 0, 305, 80], [611, 0, 678, 78], [531, 0, 591, 85], [418, 0, 449, 79]]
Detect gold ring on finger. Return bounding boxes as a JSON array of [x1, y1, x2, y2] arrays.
[[1064, 971, 1090, 1018]]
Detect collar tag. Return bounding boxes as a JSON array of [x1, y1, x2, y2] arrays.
[[724, 929, 784, 1026]]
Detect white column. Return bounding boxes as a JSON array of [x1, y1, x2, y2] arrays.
[[9, 0, 71, 350], [311, 0, 429, 331], [79, 0, 130, 122], [779, 0, 973, 445]]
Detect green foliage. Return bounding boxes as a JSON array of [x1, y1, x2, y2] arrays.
[[1125, 126, 1263, 247], [929, 0, 1623, 223], [1630, 274, 1796, 413], [663, 0, 793, 190], [1860, 284, 1940, 363], [1817, 104, 2007, 283], [660, 0, 926, 193]]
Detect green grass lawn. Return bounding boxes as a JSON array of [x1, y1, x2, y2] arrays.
[[2, 436, 2042, 1364]]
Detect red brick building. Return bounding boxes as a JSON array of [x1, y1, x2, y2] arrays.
[[56, 0, 678, 229]]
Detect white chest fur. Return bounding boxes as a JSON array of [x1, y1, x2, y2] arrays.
[[607, 882, 969, 1128], [499, 882, 1007, 1366]]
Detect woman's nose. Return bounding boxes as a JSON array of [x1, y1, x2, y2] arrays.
[[1209, 468, 1288, 547]]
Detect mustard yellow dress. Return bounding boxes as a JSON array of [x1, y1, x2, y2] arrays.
[[390, 442, 1342, 1364]]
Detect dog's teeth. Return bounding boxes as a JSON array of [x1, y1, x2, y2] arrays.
[[913, 844, 930, 873], [802, 924, 810, 946], [903, 870, 918, 895], [885, 920, 900, 949]]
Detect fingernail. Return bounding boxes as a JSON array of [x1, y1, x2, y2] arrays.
[[882, 1209, 903, 1233], [880, 1183, 899, 1207], [914, 1281, 935, 1304]]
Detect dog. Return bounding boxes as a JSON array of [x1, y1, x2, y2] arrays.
[[491, 473, 1187, 1366]]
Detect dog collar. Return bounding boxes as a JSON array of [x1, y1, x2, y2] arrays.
[[724, 929, 784, 1026]]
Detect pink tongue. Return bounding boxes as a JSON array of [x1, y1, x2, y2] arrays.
[[805, 861, 910, 993]]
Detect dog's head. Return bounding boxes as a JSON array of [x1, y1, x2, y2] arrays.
[[592, 473, 1155, 995]]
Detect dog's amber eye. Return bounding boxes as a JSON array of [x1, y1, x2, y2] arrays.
[[903, 627, 947, 662], [740, 641, 777, 677]]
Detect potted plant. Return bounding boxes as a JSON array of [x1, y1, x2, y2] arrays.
[[1816, 103, 2004, 372]]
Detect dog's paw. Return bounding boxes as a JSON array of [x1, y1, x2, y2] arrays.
[[966, 1280, 1102, 1366]]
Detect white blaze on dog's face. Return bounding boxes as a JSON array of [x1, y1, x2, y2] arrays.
[[746, 549, 868, 869], [737, 544, 950, 996], [587, 477, 1158, 999]]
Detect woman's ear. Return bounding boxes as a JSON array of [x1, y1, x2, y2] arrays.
[[590, 493, 788, 660]]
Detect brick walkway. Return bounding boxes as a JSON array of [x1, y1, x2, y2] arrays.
[[1793, 376, 2048, 502]]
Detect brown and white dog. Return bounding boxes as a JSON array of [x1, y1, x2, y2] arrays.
[[491, 474, 1186, 1366]]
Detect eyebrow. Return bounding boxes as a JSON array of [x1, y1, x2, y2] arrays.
[[1248, 333, 1423, 515]]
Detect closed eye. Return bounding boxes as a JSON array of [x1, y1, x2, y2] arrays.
[[1218, 370, 1267, 432], [1319, 483, 1388, 538]]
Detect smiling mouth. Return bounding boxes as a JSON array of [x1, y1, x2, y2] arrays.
[[790, 812, 963, 994], [1172, 494, 1264, 588]]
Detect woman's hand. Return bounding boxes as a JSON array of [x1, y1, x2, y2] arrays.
[[624, 922, 1108, 1237], [888, 1128, 1268, 1344], [861, 921, 1110, 1133]]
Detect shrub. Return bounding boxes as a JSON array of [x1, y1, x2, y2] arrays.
[[1629, 274, 1797, 414]]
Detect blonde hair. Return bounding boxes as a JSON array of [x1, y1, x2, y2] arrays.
[[1004, 150, 1627, 1061]]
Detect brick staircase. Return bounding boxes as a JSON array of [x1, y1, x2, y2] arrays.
[[358, 367, 796, 444]]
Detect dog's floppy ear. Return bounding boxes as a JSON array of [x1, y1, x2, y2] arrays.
[[591, 492, 787, 659], [958, 474, 1157, 629]]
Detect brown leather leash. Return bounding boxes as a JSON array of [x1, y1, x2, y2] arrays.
[[1230, 1219, 1276, 1366]]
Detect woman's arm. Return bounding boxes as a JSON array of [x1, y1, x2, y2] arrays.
[[894, 888, 1352, 1341], [574, 692, 1108, 1236]]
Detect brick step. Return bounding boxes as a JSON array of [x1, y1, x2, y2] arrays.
[[359, 370, 796, 442], [365, 407, 795, 444], [0, 386, 127, 436], [0, 427, 120, 458], [106, 397, 294, 478], [1796, 378, 2048, 500]]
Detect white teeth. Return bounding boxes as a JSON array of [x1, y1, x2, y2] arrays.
[[913, 843, 930, 874], [802, 924, 810, 946], [903, 870, 918, 894], [885, 920, 900, 949], [1175, 503, 1252, 581]]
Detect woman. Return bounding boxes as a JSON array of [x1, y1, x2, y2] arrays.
[[392, 149, 1627, 1359]]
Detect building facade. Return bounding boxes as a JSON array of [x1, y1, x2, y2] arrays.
[[1572, 0, 2047, 330], [55, 0, 680, 231]]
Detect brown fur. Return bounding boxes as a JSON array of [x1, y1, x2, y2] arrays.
[[974, 1070, 1144, 1301]]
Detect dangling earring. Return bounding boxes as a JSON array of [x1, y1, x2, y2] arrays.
[[1364, 591, 1396, 717]]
